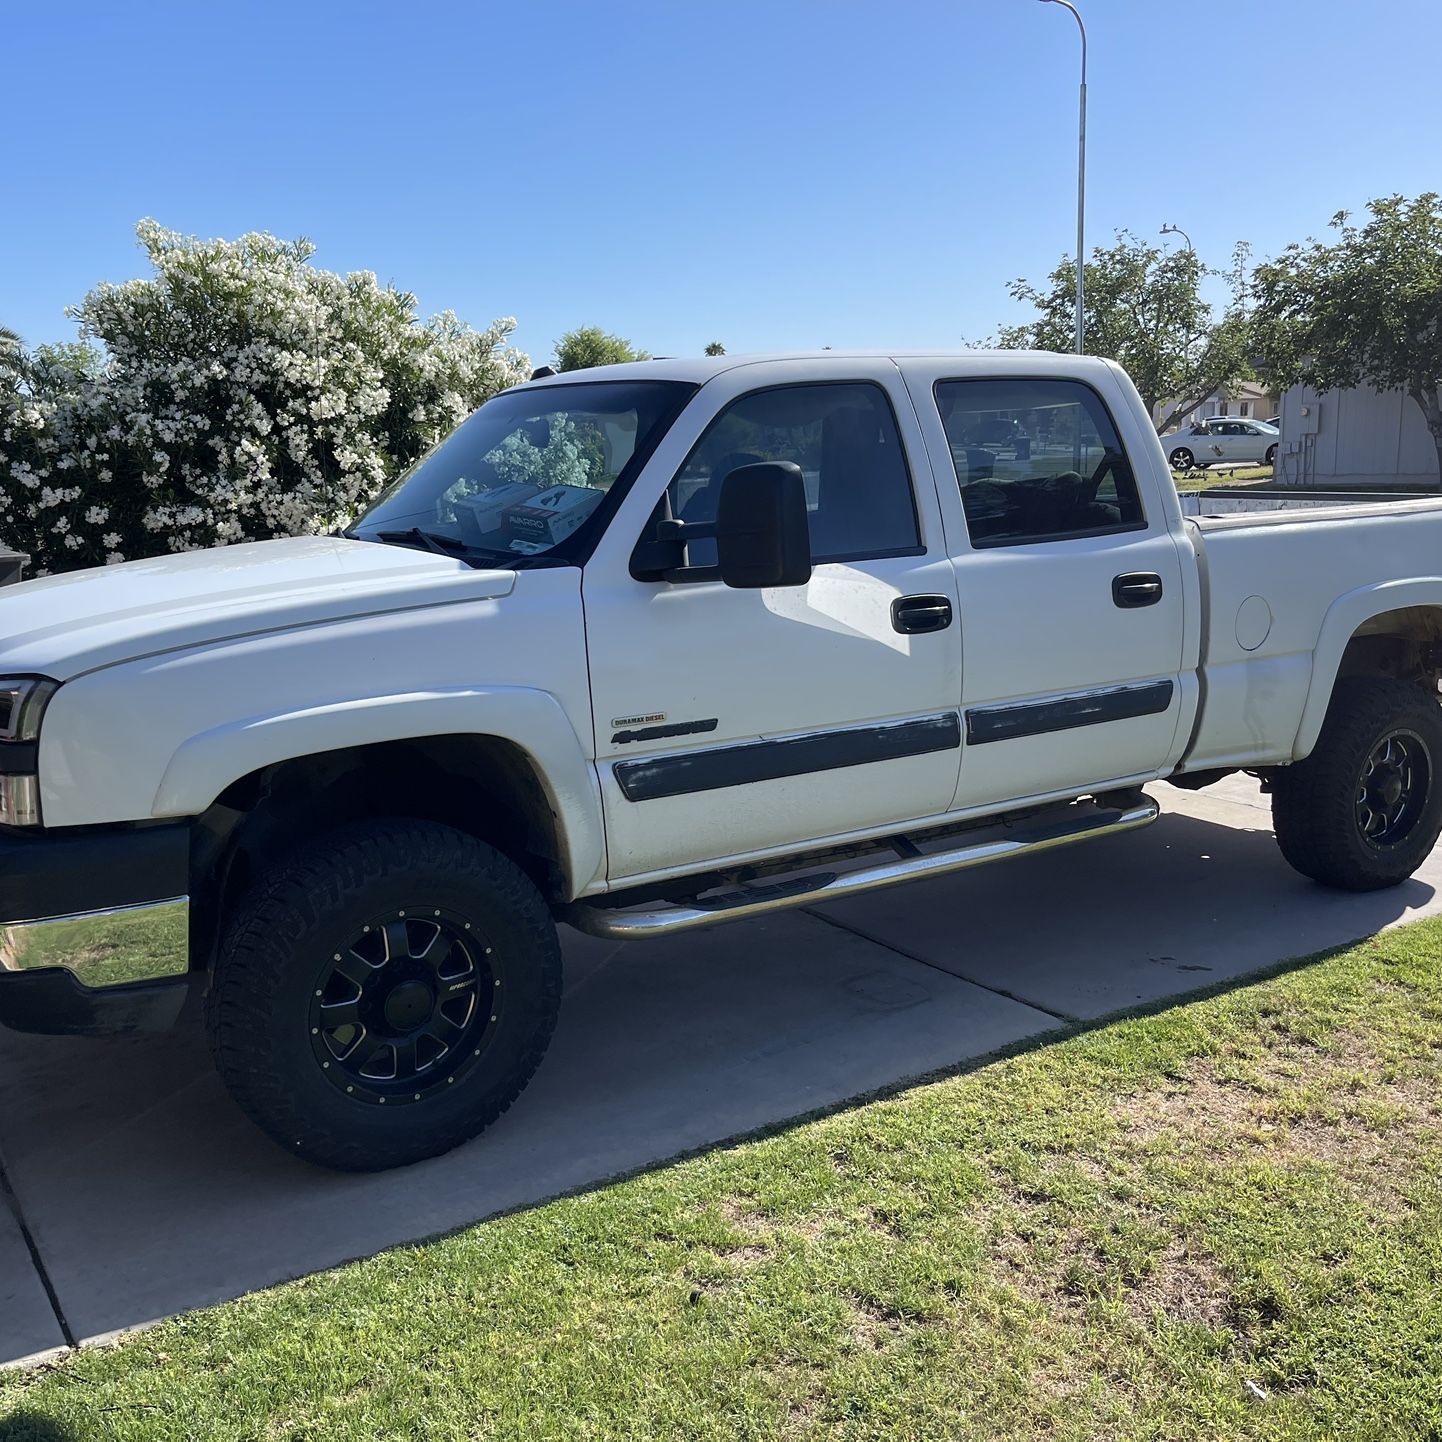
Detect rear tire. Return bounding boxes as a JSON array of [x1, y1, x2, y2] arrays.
[[1265, 443, 1278, 467], [1271, 679, 1442, 891], [206, 819, 562, 1171]]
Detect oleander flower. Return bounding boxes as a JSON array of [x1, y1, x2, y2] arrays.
[[1, 220, 529, 574]]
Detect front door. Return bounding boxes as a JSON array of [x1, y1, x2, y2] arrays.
[[583, 360, 963, 886], [903, 363, 1189, 811]]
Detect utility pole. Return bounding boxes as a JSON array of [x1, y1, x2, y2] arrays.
[[1038, 0, 1087, 354]]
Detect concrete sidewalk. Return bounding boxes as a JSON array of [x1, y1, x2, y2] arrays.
[[2, 777, 1438, 1368]]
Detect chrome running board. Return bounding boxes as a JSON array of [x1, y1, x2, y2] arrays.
[[564, 796, 1160, 941]]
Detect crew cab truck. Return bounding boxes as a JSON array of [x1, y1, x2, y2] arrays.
[[4, 350, 1442, 1171]]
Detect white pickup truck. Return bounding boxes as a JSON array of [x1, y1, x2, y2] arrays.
[[4, 351, 1442, 1170]]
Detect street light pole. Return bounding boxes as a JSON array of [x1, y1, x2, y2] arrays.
[[1160, 222, 1194, 252], [1038, 0, 1087, 354]]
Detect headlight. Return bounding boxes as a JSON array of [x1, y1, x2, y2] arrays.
[[0, 678, 56, 743], [0, 678, 58, 827]]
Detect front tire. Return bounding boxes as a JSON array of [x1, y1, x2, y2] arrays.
[[1271, 679, 1442, 891], [1169, 447, 1196, 472], [206, 819, 562, 1171]]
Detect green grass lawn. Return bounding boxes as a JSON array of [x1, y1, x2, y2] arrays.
[[1172, 465, 1275, 493], [5, 921, 1442, 1441]]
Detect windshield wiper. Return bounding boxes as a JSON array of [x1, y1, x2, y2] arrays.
[[373, 526, 468, 556], [349, 526, 515, 568]]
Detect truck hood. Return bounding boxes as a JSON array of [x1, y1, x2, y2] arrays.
[[0, 536, 517, 680]]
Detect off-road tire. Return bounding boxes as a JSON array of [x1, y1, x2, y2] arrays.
[[1271, 678, 1442, 891], [205, 818, 562, 1171], [1169, 447, 1196, 472]]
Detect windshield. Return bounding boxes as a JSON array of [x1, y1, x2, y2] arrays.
[[354, 379, 694, 564]]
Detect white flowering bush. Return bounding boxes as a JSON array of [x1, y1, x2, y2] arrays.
[[486, 415, 609, 491], [0, 221, 530, 574]]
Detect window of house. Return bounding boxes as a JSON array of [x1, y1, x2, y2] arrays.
[[934, 378, 1146, 548], [666, 382, 921, 565], [1240, 401, 1251, 417]]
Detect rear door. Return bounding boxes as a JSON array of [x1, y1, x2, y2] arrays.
[[902, 362, 1189, 811]]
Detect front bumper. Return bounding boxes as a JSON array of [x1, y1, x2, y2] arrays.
[[0, 821, 193, 1035]]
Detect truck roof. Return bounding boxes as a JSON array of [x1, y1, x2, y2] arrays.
[[519, 349, 1119, 388]]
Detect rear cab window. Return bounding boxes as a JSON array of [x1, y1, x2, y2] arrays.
[[933, 378, 1147, 548]]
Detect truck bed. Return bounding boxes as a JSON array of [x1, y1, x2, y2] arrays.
[[1181, 492, 1442, 774]]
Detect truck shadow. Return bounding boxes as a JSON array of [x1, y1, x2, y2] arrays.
[[0, 1413, 78, 1442], [0, 790, 1434, 1359]]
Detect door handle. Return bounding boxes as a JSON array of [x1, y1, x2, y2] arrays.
[[1112, 572, 1164, 608], [891, 594, 953, 634]]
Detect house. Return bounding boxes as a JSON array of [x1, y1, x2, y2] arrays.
[[1154, 379, 1277, 431], [1275, 383, 1439, 488]]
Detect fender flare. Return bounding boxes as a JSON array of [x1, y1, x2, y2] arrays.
[[152, 685, 605, 896], [1293, 577, 1442, 760]]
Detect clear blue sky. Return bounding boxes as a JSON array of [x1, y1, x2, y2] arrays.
[[4, 0, 1438, 367]]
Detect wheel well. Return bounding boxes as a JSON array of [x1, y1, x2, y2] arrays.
[[190, 736, 565, 971], [1336, 607, 1442, 692]]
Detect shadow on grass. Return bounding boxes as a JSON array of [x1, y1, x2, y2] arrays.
[[0, 1410, 81, 1441]]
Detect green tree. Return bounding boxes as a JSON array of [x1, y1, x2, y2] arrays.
[[1252, 193, 1442, 486], [553, 326, 649, 372], [2, 324, 108, 395], [0, 325, 27, 387], [704, 341, 726, 356], [996, 231, 1254, 433]]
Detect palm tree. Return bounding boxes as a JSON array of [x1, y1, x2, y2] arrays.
[[0, 324, 28, 386]]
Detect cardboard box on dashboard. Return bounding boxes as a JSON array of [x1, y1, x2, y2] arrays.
[[504, 484, 602, 554]]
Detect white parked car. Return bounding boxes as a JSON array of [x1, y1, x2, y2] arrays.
[[1166, 417, 1279, 471], [3, 350, 1441, 1171]]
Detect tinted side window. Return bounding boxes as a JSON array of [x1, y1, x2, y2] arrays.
[[668, 382, 921, 565], [934, 378, 1146, 548]]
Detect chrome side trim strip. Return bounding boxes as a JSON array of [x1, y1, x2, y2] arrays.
[[0, 897, 190, 988], [564, 798, 1159, 940]]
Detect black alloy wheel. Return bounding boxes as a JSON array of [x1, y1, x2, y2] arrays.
[[1354, 730, 1431, 849], [309, 908, 502, 1105]]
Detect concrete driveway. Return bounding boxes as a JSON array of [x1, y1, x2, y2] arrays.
[[3, 776, 1440, 1368]]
